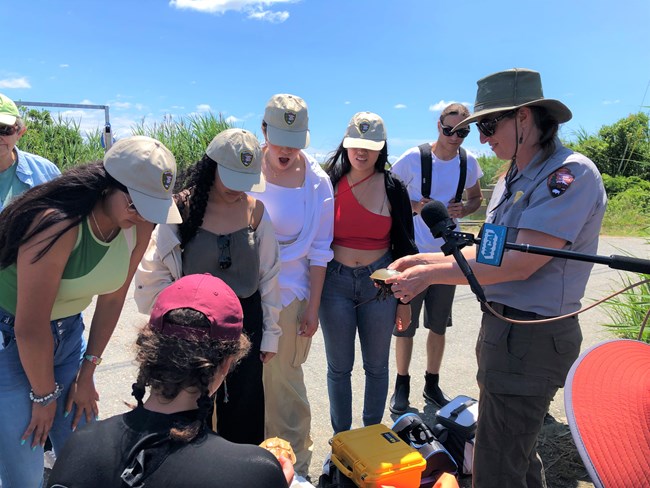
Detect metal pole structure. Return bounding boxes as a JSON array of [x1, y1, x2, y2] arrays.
[[14, 101, 113, 151]]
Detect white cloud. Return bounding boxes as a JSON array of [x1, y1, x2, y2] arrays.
[[0, 77, 31, 89], [225, 115, 242, 124], [394, 104, 407, 109], [247, 8, 289, 23], [196, 103, 212, 112], [59, 64, 69, 68], [113, 102, 131, 109], [429, 100, 471, 112], [602, 99, 620, 105], [170, 0, 294, 23], [344, 101, 351, 105]]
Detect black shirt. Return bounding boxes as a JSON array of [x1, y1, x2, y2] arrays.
[[47, 406, 288, 488]]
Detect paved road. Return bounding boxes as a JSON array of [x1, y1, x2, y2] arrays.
[[89, 236, 648, 482]]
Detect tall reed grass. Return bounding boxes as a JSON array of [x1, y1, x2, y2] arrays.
[[17, 109, 232, 172], [132, 113, 232, 170]]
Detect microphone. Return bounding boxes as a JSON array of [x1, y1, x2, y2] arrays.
[[421, 200, 487, 303]]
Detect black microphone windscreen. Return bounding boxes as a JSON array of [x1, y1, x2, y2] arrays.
[[421, 200, 450, 229]]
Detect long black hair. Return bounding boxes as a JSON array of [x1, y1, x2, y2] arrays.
[[174, 155, 217, 249], [0, 162, 127, 268], [131, 308, 250, 442], [323, 142, 390, 188]]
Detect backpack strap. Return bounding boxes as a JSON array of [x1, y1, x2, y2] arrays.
[[418, 143, 433, 199], [454, 147, 468, 203]]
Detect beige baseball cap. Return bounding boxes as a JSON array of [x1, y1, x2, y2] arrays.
[[342, 112, 386, 151], [206, 128, 265, 192], [263, 94, 310, 149], [104, 136, 182, 224]]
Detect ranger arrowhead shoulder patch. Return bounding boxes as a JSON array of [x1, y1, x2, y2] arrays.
[[547, 168, 575, 198]]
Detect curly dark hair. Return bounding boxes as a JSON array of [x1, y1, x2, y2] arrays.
[[174, 155, 217, 249], [131, 308, 250, 442], [323, 142, 390, 188], [0, 161, 128, 268]]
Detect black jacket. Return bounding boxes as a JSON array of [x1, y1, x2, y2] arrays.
[[384, 170, 419, 259]]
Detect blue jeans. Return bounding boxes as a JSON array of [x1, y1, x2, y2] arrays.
[[0, 309, 87, 488], [319, 253, 397, 434]]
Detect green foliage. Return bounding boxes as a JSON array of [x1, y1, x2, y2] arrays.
[[17, 109, 105, 170], [132, 113, 232, 171], [16, 109, 232, 173], [477, 154, 507, 187], [602, 267, 650, 343], [568, 112, 650, 179], [602, 190, 650, 236], [602, 174, 650, 197]]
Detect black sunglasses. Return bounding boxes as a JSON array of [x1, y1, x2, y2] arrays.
[[476, 111, 515, 137], [0, 124, 19, 137], [217, 235, 232, 270], [440, 123, 470, 138]]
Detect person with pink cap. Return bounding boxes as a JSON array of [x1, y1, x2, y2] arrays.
[[0, 136, 182, 487], [135, 128, 282, 446], [47, 274, 293, 487]]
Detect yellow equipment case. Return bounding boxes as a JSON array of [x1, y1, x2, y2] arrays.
[[330, 424, 427, 487]]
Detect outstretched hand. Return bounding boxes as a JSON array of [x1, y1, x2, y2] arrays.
[[385, 264, 431, 303]]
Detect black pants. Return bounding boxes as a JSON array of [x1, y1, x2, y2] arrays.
[[215, 290, 265, 444]]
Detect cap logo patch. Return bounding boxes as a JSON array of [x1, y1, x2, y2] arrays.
[[359, 121, 370, 134], [161, 170, 174, 191], [240, 150, 254, 167], [284, 111, 296, 125], [547, 168, 574, 198]]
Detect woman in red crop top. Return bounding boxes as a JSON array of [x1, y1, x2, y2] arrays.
[[318, 112, 418, 434]]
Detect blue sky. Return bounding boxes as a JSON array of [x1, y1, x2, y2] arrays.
[[3, 0, 649, 161]]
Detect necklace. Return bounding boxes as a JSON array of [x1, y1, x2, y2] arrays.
[[91, 210, 117, 242]]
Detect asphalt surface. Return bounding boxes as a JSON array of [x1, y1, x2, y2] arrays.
[[88, 236, 648, 482]]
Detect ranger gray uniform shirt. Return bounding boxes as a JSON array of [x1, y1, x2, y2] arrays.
[[483, 139, 607, 317]]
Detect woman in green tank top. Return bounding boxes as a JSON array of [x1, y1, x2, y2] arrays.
[[0, 136, 181, 488]]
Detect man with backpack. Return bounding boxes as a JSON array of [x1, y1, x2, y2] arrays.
[[389, 103, 483, 413]]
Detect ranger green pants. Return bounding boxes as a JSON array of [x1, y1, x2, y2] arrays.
[[473, 307, 582, 488]]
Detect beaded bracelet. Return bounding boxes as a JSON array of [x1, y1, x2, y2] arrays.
[[30, 383, 63, 406], [83, 354, 102, 365]]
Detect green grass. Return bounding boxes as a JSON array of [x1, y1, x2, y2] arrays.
[[132, 112, 232, 170]]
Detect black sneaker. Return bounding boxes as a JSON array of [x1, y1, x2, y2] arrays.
[[423, 380, 450, 407]]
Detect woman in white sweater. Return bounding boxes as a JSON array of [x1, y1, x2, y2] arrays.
[[134, 129, 281, 445]]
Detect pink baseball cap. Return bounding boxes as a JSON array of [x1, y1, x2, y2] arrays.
[[149, 274, 243, 341]]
